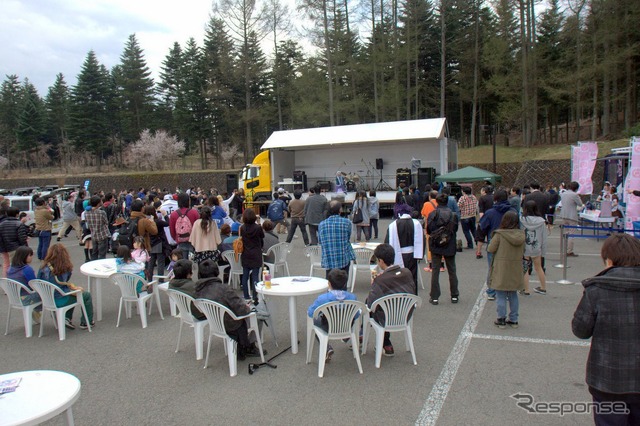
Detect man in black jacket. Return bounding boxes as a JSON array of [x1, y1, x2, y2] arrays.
[[195, 260, 263, 359], [426, 193, 459, 305], [0, 206, 28, 277]]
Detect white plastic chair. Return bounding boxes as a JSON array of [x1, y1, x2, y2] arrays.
[[167, 289, 208, 360], [0, 278, 42, 338], [306, 300, 368, 378], [263, 242, 291, 277], [154, 272, 176, 316], [110, 273, 164, 329], [195, 299, 265, 377], [221, 250, 242, 289], [29, 279, 92, 341], [362, 293, 422, 368], [306, 245, 323, 277], [349, 248, 375, 292]]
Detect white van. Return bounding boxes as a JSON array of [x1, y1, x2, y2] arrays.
[[5, 195, 64, 234]]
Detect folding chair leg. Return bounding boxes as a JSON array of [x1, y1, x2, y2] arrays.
[[56, 310, 67, 341], [175, 321, 184, 353], [317, 334, 328, 378]]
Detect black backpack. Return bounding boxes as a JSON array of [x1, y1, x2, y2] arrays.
[[117, 218, 140, 249], [431, 211, 454, 248]]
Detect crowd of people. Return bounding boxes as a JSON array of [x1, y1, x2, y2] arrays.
[[1, 180, 639, 423]]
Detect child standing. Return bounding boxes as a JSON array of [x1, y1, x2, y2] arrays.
[[131, 236, 150, 280], [488, 211, 525, 329]]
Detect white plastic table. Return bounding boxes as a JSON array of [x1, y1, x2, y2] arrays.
[[256, 276, 328, 354], [79, 258, 117, 322], [351, 242, 380, 251], [0, 370, 81, 426]]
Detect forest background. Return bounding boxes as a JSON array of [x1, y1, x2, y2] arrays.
[[0, 0, 638, 177]]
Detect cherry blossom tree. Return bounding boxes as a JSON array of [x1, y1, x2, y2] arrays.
[[125, 129, 185, 170]]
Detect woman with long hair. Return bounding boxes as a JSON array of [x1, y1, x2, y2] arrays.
[[7, 246, 40, 308], [189, 206, 222, 265], [239, 208, 264, 304], [573, 234, 640, 425], [352, 190, 371, 242], [37, 243, 94, 330]]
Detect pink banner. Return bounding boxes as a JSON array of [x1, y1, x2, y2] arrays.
[[624, 138, 640, 226], [571, 142, 598, 195]]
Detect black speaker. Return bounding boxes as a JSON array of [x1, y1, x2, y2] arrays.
[[396, 168, 411, 188], [375, 158, 383, 170], [226, 174, 238, 195], [417, 167, 436, 191], [293, 170, 307, 191]]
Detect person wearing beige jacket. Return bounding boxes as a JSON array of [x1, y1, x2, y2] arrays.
[[34, 198, 54, 260], [189, 206, 222, 265]]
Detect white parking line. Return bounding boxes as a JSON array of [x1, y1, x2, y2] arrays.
[[415, 287, 487, 426], [471, 333, 590, 347]]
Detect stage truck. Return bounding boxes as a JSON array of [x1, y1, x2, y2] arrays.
[[239, 118, 457, 208]]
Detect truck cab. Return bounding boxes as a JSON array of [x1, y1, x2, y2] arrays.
[[240, 150, 272, 201]]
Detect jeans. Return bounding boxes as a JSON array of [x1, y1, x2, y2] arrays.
[[592, 394, 640, 426], [495, 290, 518, 322], [429, 255, 458, 300], [369, 219, 379, 239], [286, 217, 309, 245], [241, 266, 260, 300], [91, 238, 109, 260], [37, 231, 52, 260], [148, 252, 166, 278], [356, 225, 370, 242], [485, 251, 495, 297], [308, 224, 319, 245], [178, 242, 193, 261], [460, 217, 476, 248]]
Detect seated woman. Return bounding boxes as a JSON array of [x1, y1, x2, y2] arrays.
[[7, 246, 41, 310], [37, 243, 94, 330]]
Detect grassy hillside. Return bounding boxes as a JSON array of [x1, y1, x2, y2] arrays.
[[458, 139, 630, 164]]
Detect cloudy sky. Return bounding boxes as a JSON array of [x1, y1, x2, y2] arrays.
[[0, 0, 217, 95]]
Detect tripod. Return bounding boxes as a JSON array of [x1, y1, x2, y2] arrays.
[[375, 169, 392, 191]]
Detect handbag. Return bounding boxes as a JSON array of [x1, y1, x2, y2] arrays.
[[352, 203, 364, 224], [233, 227, 243, 262], [193, 249, 221, 265]]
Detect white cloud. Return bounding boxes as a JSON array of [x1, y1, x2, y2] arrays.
[[0, 0, 212, 94]]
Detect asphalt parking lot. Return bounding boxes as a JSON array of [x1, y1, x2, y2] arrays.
[[1, 219, 606, 425]]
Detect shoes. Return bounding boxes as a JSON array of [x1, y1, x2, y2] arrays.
[[325, 345, 334, 362], [506, 320, 519, 328], [566, 252, 579, 257], [494, 318, 506, 329], [518, 290, 531, 296], [65, 318, 75, 330], [451, 296, 459, 304], [423, 266, 433, 272], [439, 266, 446, 272], [383, 345, 395, 357], [429, 299, 439, 305], [534, 287, 547, 295], [32, 311, 41, 325], [245, 344, 267, 358], [476, 254, 483, 259], [56, 237, 62, 242], [79, 321, 95, 330], [487, 294, 496, 301]]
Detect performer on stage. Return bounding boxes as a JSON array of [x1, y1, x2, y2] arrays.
[[385, 213, 425, 291], [335, 171, 346, 193]]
